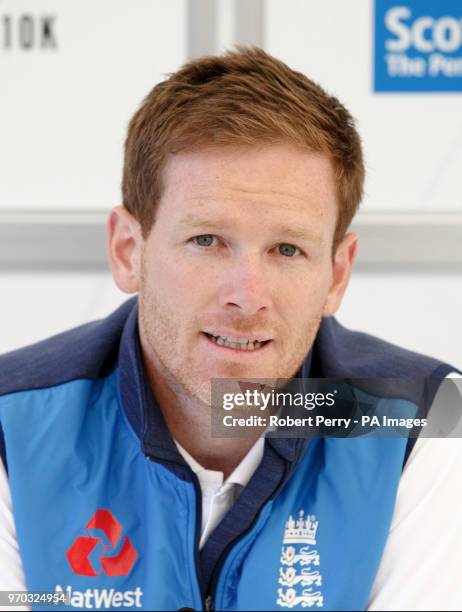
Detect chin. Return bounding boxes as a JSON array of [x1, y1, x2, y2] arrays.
[[190, 383, 214, 406]]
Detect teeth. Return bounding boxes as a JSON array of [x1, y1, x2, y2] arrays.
[[225, 336, 255, 344], [210, 335, 263, 351]]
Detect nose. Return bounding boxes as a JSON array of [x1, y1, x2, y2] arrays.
[[218, 254, 272, 316]]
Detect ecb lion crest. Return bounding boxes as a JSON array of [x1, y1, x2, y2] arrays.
[[276, 510, 323, 608]]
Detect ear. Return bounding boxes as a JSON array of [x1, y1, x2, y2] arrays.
[[322, 232, 358, 317], [107, 206, 143, 293]]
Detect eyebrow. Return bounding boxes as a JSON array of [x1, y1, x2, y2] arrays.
[[178, 217, 324, 245]]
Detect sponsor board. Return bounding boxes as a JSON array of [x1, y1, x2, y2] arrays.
[[374, 0, 462, 91]]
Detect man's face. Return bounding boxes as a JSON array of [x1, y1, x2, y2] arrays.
[[137, 144, 344, 404]]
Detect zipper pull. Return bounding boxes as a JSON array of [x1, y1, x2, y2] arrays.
[[204, 594, 214, 611]]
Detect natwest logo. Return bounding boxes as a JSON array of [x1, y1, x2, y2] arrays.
[[66, 509, 138, 576]]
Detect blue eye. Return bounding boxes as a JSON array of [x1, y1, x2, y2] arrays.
[[278, 243, 300, 257], [193, 234, 215, 247]]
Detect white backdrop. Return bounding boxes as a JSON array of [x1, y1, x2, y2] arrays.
[[1, 0, 461, 212], [0, 0, 186, 210]]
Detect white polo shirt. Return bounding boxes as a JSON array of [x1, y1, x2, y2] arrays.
[[175, 437, 265, 549]]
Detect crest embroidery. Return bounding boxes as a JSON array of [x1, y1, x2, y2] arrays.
[[277, 510, 323, 608]]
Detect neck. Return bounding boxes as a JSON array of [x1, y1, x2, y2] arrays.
[[141, 347, 264, 479]]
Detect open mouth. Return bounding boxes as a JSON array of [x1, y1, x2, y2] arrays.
[[202, 332, 272, 352]]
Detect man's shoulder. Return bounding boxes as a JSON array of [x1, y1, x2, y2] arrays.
[[316, 317, 459, 378], [0, 297, 136, 398]]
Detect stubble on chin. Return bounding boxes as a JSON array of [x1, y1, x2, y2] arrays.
[[139, 257, 325, 406], [140, 295, 322, 408]]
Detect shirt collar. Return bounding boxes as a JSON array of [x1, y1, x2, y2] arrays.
[[175, 436, 265, 489]]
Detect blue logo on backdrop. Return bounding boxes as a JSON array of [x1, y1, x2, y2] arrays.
[[374, 0, 462, 91]]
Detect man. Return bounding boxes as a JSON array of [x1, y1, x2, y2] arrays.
[[0, 47, 460, 611]]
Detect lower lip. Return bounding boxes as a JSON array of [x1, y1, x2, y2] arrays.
[[200, 332, 272, 356]]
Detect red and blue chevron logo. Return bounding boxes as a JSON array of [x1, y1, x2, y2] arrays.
[[66, 509, 138, 577]]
